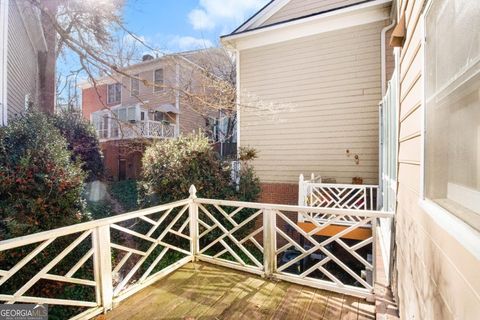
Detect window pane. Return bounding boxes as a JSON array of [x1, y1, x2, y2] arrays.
[[127, 107, 136, 121], [131, 75, 139, 96], [154, 69, 164, 92], [108, 83, 121, 104], [118, 108, 127, 121], [425, 0, 480, 229]]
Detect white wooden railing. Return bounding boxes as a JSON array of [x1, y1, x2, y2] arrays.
[[0, 186, 392, 319], [98, 120, 177, 141], [298, 174, 379, 223]]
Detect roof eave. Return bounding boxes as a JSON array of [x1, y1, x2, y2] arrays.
[[222, 0, 390, 46]]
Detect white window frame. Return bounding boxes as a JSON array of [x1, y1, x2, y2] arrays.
[[153, 68, 164, 93], [107, 83, 122, 104], [419, 0, 480, 260]]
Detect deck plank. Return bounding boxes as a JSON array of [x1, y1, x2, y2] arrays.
[[322, 293, 345, 319], [100, 262, 374, 320], [305, 288, 330, 319], [339, 295, 359, 320]]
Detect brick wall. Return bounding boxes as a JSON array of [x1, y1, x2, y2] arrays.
[[259, 183, 298, 205], [81, 85, 108, 121]]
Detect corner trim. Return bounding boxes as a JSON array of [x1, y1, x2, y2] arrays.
[[0, 0, 8, 126]]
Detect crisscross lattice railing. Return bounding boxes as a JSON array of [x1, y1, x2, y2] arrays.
[[0, 199, 193, 320], [0, 186, 392, 319], [298, 174, 379, 223]]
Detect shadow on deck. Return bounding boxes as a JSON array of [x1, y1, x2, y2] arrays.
[[98, 262, 375, 320]]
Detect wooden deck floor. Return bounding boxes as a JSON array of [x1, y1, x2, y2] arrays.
[[100, 262, 375, 320]]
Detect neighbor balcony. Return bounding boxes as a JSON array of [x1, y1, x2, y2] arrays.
[[96, 120, 177, 141], [0, 186, 392, 319], [92, 104, 179, 142]]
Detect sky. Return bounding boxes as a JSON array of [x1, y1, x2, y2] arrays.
[[122, 0, 269, 52], [58, 0, 269, 105]]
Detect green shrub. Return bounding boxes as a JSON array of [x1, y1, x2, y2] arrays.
[[141, 134, 235, 205], [86, 199, 115, 219], [52, 111, 104, 181], [0, 111, 86, 238], [110, 180, 139, 211]]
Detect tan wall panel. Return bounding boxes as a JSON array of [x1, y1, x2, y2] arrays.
[[239, 21, 388, 184], [261, 0, 367, 26]]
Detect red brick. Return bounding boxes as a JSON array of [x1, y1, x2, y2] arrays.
[[259, 183, 298, 205]]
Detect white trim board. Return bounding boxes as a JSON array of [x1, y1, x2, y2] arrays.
[[0, 0, 8, 126], [447, 183, 480, 215], [222, 0, 391, 51], [419, 199, 480, 261]]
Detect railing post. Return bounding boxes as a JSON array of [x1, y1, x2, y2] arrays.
[[93, 225, 113, 312], [298, 174, 305, 206], [263, 209, 276, 278], [370, 217, 378, 301], [189, 185, 199, 261], [298, 174, 306, 223]]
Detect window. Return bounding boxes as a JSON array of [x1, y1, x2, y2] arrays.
[[92, 113, 109, 138], [380, 70, 397, 212], [154, 69, 164, 92], [107, 83, 121, 104], [111, 106, 137, 137], [425, 0, 480, 230], [153, 111, 166, 122], [131, 75, 139, 96]]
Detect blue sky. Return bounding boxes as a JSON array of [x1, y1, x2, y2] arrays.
[[57, 0, 269, 104], [122, 0, 269, 52]]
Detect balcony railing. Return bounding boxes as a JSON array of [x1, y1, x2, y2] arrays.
[[97, 120, 177, 141], [299, 174, 378, 212], [0, 185, 393, 319]]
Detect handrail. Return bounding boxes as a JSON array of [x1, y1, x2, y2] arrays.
[[0, 199, 191, 251], [0, 186, 392, 319], [195, 198, 393, 218]]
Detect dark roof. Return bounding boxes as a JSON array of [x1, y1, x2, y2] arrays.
[[222, 0, 375, 39]]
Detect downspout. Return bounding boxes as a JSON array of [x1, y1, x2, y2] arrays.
[[381, 20, 396, 97], [379, 20, 395, 211]]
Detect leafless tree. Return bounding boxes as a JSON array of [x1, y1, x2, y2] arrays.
[[29, 0, 283, 155]]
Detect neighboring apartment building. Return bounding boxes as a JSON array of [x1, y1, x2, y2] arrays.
[[222, 0, 394, 204], [225, 0, 480, 319], [81, 49, 231, 180], [0, 0, 56, 125]]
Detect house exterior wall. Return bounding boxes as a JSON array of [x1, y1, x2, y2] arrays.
[[81, 53, 216, 180], [239, 21, 387, 191], [6, 0, 40, 119], [393, 0, 480, 319], [261, 0, 367, 27], [81, 84, 108, 121]]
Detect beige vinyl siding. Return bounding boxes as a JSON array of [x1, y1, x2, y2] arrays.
[[394, 0, 480, 319], [240, 21, 387, 184], [6, 0, 39, 119], [119, 59, 206, 135], [261, 0, 367, 26]]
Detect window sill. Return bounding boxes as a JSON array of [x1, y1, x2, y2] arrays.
[[418, 199, 480, 260]]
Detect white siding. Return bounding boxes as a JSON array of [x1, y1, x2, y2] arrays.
[[6, 0, 39, 119], [240, 21, 387, 184], [262, 0, 367, 26]]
